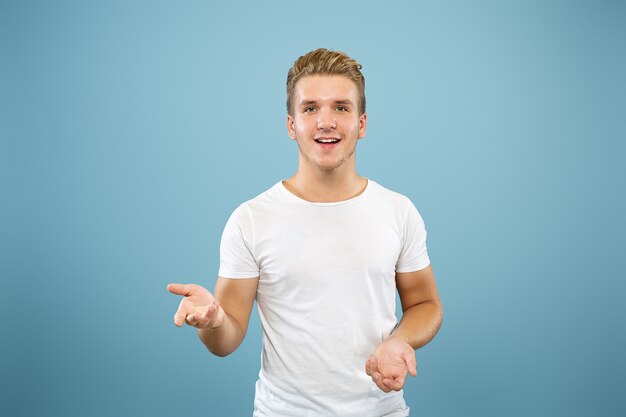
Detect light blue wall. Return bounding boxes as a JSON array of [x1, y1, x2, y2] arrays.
[[2, 1, 625, 416]]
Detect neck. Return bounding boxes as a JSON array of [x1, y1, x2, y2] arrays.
[[284, 162, 367, 203]]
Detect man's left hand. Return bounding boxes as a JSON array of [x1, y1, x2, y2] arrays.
[[365, 338, 417, 392]]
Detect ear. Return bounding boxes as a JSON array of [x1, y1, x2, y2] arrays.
[[357, 112, 367, 139], [286, 114, 297, 140]]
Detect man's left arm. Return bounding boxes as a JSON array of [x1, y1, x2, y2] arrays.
[[365, 265, 443, 392]]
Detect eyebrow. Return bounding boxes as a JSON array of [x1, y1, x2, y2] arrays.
[[299, 99, 354, 106]]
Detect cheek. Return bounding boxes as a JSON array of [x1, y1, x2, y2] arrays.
[[340, 115, 361, 130], [294, 125, 305, 138], [295, 120, 315, 134]]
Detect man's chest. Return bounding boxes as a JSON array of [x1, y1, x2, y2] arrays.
[[249, 206, 403, 290]]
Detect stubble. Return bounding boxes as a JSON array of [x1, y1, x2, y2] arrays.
[[296, 138, 358, 174]]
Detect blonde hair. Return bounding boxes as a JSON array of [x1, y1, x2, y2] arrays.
[[286, 48, 366, 115]]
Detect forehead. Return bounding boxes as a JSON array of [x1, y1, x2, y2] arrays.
[[294, 75, 359, 102]]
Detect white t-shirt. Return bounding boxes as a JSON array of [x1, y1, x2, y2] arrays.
[[218, 179, 430, 417]]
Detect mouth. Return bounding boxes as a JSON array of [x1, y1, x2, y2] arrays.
[[314, 138, 341, 144]]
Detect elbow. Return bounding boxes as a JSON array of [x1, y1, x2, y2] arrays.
[[198, 330, 241, 357], [206, 343, 238, 357], [211, 349, 233, 358]]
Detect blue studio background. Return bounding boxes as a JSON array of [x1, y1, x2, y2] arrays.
[[2, 1, 625, 416]]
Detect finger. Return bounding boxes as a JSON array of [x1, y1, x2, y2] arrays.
[[167, 283, 197, 297], [208, 299, 219, 315], [196, 300, 220, 328], [185, 312, 198, 327], [174, 305, 190, 327], [174, 312, 185, 327], [384, 368, 408, 391], [382, 376, 404, 391], [372, 372, 391, 393], [369, 356, 379, 373], [365, 356, 374, 376], [404, 351, 417, 377]]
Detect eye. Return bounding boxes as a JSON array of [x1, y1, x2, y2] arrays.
[[335, 106, 348, 112], [304, 106, 317, 113]]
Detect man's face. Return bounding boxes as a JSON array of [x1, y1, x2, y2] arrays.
[[287, 75, 367, 173]]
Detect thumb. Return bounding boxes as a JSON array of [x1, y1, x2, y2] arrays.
[[404, 349, 417, 377], [167, 283, 198, 297]]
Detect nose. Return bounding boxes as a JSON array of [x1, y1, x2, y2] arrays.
[[317, 109, 336, 130]]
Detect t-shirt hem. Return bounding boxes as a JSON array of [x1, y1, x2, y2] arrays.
[[218, 269, 259, 279], [395, 260, 431, 273]]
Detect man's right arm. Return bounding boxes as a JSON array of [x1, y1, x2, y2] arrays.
[[167, 276, 258, 357]]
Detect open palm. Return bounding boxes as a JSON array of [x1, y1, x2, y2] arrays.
[[365, 338, 417, 392], [167, 283, 224, 329]]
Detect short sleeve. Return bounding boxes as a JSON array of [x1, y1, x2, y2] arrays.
[[218, 205, 260, 278], [395, 199, 430, 273]]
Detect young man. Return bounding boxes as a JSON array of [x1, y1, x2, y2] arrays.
[[168, 48, 442, 417]]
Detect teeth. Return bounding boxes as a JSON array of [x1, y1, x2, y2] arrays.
[[317, 139, 339, 143]]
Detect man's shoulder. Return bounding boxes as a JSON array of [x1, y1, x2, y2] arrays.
[[246, 181, 284, 203], [255, 180, 296, 207], [367, 179, 414, 207], [227, 181, 285, 217]]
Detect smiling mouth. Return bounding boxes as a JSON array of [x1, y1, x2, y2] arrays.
[[314, 139, 341, 144]]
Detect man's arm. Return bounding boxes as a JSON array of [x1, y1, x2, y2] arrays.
[[391, 265, 443, 348], [167, 276, 258, 357], [365, 265, 442, 392]]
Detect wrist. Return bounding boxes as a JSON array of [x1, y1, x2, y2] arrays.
[[385, 330, 411, 346]]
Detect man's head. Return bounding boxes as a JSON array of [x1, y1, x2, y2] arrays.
[[286, 48, 366, 116]]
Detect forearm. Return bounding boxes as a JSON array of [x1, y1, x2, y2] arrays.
[[197, 311, 246, 357], [388, 300, 443, 350]]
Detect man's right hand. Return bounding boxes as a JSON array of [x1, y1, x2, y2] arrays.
[[167, 283, 226, 329]]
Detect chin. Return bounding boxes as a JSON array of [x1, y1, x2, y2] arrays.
[[316, 161, 345, 173]]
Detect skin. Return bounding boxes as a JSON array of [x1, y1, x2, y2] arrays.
[[168, 74, 443, 392], [365, 265, 442, 392], [284, 74, 368, 202]]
